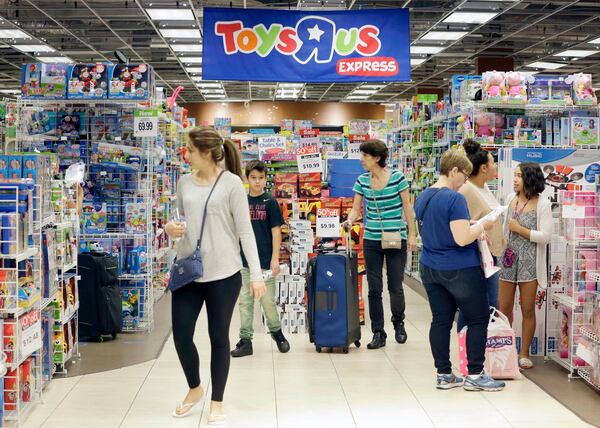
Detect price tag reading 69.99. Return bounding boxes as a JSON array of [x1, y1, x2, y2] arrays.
[[134, 109, 159, 138]]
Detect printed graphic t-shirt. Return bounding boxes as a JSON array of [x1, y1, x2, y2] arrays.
[[241, 192, 285, 270]]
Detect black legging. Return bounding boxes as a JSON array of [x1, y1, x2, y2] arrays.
[[171, 271, 242, 402]]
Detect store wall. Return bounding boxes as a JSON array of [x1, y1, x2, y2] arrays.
[[184, 101, 385, 126]]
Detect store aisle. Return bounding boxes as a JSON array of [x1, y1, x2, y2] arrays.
[[25, 286, 591, 428]]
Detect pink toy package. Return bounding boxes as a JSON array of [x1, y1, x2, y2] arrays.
[[505, 71, 530, 103], [559, 307, 570, 359], [483, 71, 506, 103], [475, 113, 495, 140], [578, 250, 598, 295], [565, 73, 598, 106]]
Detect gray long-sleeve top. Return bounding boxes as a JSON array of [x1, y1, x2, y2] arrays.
[[175, 171, 263, 283]]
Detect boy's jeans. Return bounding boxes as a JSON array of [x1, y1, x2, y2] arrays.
[[239, 268, 281, 340]]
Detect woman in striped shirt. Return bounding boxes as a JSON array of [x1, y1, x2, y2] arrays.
[[346, 140, 416, 350]]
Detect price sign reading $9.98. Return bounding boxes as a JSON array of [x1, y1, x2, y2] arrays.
[[316, 208, 341, 238], [134, 109, 158, 138]]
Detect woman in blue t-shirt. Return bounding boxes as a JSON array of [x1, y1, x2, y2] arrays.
[[414, 148, 505, 392]]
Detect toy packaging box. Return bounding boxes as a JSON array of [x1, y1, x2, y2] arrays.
[[529, 75, 571, 105], [482, 71, 506, 103], [448, 75, 481, 106], [21, 63, 42, 98], [125, 203, 147, 234], [91, 142, 144, 171], [298, 173, 321, 198], [91, 115, 120, 142], [274, 173, 298, 199], [81, 202, 107, 234], [68, 63, 109, 99], [109, 64, 152, 99], [40, 64, 68, 99], [566, 73, 597, 106], [505, 71, 530, 104], [56, 111, 84, 140], [570, 117, 599, 146]]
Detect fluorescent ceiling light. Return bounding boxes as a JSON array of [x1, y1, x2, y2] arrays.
[[443, 12, 498, 24], [278, 83, 304, 88], [411, 46, 444, 54], [411, 58, 427, 66], [204, 94, 226, 98], [554, 50, 597, 58], [346, 95, 369, 99], [182, 57, 203, 64], [422, 31, 468, 41], [361, 84, 386, 89], [37, 56, 74, 63], [197, 82, 222, 88], [170, 44, 202, 52], [0, 89, 20, 94], [147, 9, 195, 21], [0, 29, 30, 39], [352, 89, 378, 95], [201, 89, 225, 94], [11, 44, 55, 52], [160, 29, 201, 39], [526, 61, 566, 70], [191, 76, 204, 81], [589, 37, 600, 44], [186, 67, 203, 73]]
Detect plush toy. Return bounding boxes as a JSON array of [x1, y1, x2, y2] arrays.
[[494, 113, 505, 139], [566, 73, 598, 105], [506, 71, 527, 100], [79, 67, 93, 93], [483, 71, 505, 99], [475, 114, 494, 137]]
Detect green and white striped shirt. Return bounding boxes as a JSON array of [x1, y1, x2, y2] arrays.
[[352, 170, 409, 241]]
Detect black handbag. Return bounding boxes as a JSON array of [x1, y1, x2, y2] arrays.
[[168, 171, 224, 291]]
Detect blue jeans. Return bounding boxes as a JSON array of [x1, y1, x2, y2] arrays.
[[420, 264, 489, 375], [457, 265, 499, 332]]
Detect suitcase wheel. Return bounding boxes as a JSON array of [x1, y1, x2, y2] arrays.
[[354, 341, 361, 348], [343, 347, 349, 354], [316, 346, 322, 353]]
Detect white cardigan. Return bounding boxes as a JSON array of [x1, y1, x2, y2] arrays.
[[503, 193, 553, 289]]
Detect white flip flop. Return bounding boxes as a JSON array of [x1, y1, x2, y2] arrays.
[[172, 397, 204, 418], [208, 413, 227, 425], [519, 357, 533, 369]]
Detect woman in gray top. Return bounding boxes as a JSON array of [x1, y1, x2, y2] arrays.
[[166, 127, 266, 424]]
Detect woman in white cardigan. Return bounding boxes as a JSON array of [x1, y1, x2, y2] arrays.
[[499, 162, 552, 370]]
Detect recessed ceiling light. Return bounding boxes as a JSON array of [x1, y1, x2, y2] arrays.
[[186, 67, 203, 73], [37, 56, 74, 63], [361, 84, 386, 89], [197, 82, 222, 88], [170, 44, 202, 52], [160, 29, 201, 39], [411, 58, 427, 66], [352, 89, 378, 95], [11, 44, 55, 52], [526, 61, 566, 70], [147, 9, 195, 21], [422, 31, 468, 41], [553, 50, 597, 58], [589, 37, 600, 44], [183, 57, 203, 64], [0, 29, 30, 39], [442, 12, 498, 25], [411, 46, 445, 54]]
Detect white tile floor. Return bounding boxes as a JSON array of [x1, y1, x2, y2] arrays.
[[25, 286, 592, 428]]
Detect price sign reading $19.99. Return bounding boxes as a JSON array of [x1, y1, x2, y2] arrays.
[[134, 109, 158, 138], [296, 145, 323, 174], [316, 208, 341, 238]]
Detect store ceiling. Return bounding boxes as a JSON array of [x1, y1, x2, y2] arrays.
[[0, 0, 599, 104]]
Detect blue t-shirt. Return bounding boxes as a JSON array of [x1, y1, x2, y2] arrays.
[[414, 187, 480, 271]]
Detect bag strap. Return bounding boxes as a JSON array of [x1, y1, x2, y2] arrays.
[[196, 170, 225, 251], [370, 176, 386, 234], [417, 187, 445, 232]]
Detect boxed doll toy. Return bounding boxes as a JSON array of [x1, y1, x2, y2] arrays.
[[68, 63, 109, 99], [505, 71, 531, 104], [81, 201, 107, 234], [565, 73, 598, 106], [21, 63, 42, 98], [109, 64, 152, 99], [41, 63, 68, 99], [482, 71, 506, 103]]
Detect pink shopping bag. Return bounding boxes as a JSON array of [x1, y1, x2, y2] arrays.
[[457, 308, 520, 379]]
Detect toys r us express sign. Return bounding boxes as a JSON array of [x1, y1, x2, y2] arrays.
[[202, 8, 410, 82]]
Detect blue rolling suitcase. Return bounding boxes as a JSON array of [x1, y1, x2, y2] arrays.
[[307, 232, 361, 353]]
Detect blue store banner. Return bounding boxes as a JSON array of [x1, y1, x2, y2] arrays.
[[202, 7, 410, 82]]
